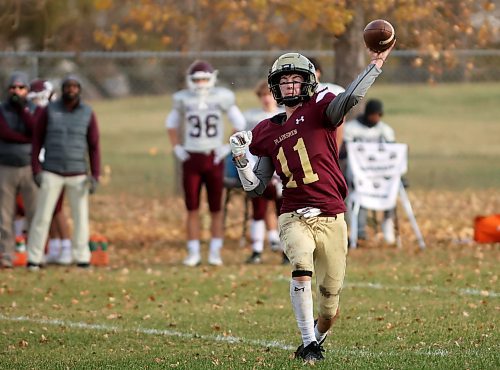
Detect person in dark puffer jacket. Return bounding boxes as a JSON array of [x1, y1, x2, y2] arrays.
[[27, 75, 101, 271]]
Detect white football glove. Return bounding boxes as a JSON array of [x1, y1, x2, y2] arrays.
[[213, 144, 231, 165], [229, 131, 252, 157], [173, 145, 190, 162], [296, 207, 322, 218]]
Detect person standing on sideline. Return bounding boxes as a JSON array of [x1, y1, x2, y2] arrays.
[[342, 99, 397, 244], [0, 72, 39, 268], [166, 61, 245, 266], [230, 44, 394, 362], [243, 80, 284, 264], [27, 75, 100, 271], [27, 78, 73, 264]]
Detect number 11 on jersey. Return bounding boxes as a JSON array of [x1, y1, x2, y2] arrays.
[[277, 137, 319, 188]]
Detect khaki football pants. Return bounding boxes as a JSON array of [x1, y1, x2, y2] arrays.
[[279, 212, 348, 319]]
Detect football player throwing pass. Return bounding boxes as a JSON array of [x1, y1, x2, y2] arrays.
[[166, 60, 245, 267], [230, 44, 394, 362]]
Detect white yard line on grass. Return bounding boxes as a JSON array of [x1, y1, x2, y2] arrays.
[[274, 276, 499, 298], [0, 314, 450, 357], [346, 282, 500, 298]]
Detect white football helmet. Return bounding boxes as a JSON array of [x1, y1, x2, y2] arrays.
[[28, 79, 56, 107], [186, 60, 218, 94]]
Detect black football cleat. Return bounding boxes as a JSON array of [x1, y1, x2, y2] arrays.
[[294, 341, 325, 362], [245, 251, 262, 264]]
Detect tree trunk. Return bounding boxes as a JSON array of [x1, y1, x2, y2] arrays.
[[334, 1, 366, 119]]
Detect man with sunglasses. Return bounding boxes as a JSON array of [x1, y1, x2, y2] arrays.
[[0, 71, 39, 268]]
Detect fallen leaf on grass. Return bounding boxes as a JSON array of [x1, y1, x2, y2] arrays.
[[211, 358, 220, 366], [107, 313, 122, 320]]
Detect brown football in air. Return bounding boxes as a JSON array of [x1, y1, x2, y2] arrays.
[[363, 19, 396, 53]]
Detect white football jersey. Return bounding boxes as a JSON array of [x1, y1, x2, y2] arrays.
[[166, 87, 239, 152], [343, 118, 395, 143]]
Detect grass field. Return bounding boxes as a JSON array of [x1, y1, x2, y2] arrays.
[[0, 83, 499, 369], [0, 245, 498, 369]]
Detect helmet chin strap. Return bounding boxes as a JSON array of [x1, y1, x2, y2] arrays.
[[282, 97, 301, 107]]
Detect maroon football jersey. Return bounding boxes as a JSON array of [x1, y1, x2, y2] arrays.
[[250, 92, 347, 216]]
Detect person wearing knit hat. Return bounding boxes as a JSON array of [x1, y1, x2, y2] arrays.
[[26, 77, 72, 265], [27, 73, 101, 271], [0, 71, 39, 268], [342, 99, 397, 244]]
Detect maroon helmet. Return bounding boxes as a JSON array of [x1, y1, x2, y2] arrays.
[[27, 79, 56, 107], [186, 60, 217, 93]]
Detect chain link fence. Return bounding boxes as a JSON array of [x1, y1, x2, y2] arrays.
[[0, 49, 498, 99]]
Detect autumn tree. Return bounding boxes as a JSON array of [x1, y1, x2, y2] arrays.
[[0, 0, 496, 85], [92, 0, 497, 82], [0, 0, 100, 50]]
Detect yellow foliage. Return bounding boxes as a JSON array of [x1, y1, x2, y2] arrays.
[[93, 0, 113, 11], [119, 29, 138, 45], [93, 29, 116, 50], [92, 0, 497, 55]]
